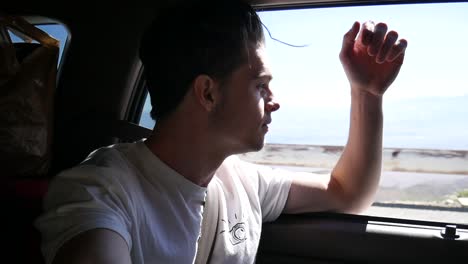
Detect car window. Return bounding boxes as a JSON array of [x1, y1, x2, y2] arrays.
[[140, 93, 155, 129], [8, 22, 69, 69], [139, 2, 468, 225]]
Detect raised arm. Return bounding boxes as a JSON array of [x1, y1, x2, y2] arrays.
[[52, 229, 132, 264], [283, 21, 407, 214]]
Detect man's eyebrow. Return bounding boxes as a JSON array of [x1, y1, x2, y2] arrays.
[[252, 73, 273, 81]]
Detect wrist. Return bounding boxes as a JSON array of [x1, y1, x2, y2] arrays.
[[350, 87, 383, 116], [351, 87, 383, 103]]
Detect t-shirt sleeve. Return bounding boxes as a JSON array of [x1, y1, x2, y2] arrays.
[[236, 159, 293, 223], [35, 165, 133, 264]]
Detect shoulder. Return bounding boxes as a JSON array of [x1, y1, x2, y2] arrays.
[[45, 142, 142, 205], [75, 142, 141, 177], [216, 155, 266, 191], [56, 143, 136, 185], [220, 155, 294, 192], [219, 155, 284, 180], [220, 155, 257, 174], [80, 142, 135, 168], [218, 155, 254, 181]]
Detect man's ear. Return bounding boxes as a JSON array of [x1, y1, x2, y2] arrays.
[[192, 74, 220, 112]]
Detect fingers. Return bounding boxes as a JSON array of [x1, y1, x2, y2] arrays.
[[358, 21, 374, 46], [376, 31, 398, 63], [368, 22, 388, 57], [387, 39, 408, 63], [340, 21, 360, 63], [341, 21, 360, 52], [359, 20, 408, 64]]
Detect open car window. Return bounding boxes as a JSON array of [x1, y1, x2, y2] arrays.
[[8, 22, 69, 68], [139, 2, 468, 225]]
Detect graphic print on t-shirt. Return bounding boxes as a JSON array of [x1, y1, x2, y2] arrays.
[[219, 213, 247, 245]]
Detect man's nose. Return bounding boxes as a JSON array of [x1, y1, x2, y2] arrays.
[[265, 98, 280, 112]]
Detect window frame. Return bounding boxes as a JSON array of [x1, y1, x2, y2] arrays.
[[133, 0, 468, 230], [20, 16, 72, 82]]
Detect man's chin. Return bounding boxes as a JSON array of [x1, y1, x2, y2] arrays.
[[230, 139, 265, 155], [247, 138, 265, 152], [228, 134, 266, 155]]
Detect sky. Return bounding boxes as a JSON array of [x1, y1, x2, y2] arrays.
[[258, 2, 468, 107], [257, 2, 468, 150]]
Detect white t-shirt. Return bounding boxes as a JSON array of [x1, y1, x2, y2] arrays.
[[35, 141, 292, 264]]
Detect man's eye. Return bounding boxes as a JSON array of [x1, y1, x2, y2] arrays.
[[257, 83, 268, 95], [256, 83, 264, 89]]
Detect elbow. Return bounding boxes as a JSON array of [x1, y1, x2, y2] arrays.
[[329, 176, 377, 214], [337, 195, 375, 214]]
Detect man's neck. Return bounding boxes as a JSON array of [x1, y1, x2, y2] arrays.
[[144, 123, 227, 187]]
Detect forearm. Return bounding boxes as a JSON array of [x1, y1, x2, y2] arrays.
[[331, 87, 383, 213], [284, 21, 405, 215]]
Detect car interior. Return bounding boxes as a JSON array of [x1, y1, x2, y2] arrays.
[[2, 0, 468, 263]]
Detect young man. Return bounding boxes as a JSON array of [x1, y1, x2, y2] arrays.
[[36, 1, 407, 264]]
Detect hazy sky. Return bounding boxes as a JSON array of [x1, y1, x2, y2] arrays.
[[259, 2, 468, 108], [257, 2, 468, 149]]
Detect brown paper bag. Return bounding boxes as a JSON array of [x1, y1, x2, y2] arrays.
[[0, 15, 59, 178]]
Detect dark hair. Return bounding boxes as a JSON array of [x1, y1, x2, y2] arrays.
[[139, 0, 264, 121]]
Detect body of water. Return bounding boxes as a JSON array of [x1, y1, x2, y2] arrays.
[[140, 95, 468, 151]]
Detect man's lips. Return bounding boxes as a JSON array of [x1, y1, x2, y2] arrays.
[[262, 120, 271, 132]]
